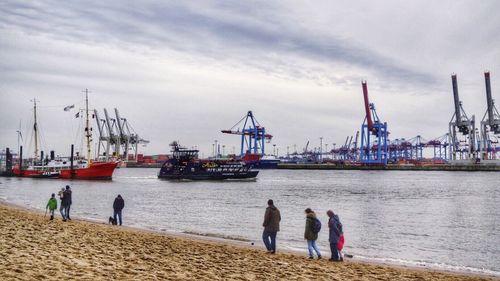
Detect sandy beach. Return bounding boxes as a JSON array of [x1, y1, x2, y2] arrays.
[[0, 202, 497, 281]]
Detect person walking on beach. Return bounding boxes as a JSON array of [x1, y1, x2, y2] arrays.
[[327, 209, 343, 261], [304, 208, 321, 259], [113, 195, 125, 226], [46, 193, 57, 220], [262, 199, 281, 254], [63, 185, 72, 220], [58, 187, 66, 220]]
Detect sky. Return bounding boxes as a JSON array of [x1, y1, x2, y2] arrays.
[[1, 1, 499, 158]]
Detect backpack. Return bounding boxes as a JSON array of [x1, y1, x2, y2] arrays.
[[312, 218, 322, 233]]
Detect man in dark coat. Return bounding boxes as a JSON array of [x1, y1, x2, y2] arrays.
[[61, 185, 73, 221], [327, 209, 343, 261], [113, 195, 125, 226], [63, 185, 72, 220], [262, 199, 281, 254]]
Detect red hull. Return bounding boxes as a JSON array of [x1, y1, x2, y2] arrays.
[[12, 161, 118, 180], [59, 161, 118, 180], [12, 167, 58, 178]]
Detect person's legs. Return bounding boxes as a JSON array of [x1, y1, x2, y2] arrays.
[[66, 204, 71, 220], [312, 239, 321, 257], [59, 205, 66, 220], [117, 209, 122, 225], [113, 210, 118, 224], [269, 231, 277, 253], [64, 205, 70, 221], [307, 240, 314, 257], [49, 209, 54, 220], [262, 231, 271, 251], [329, 243, 340, 261]]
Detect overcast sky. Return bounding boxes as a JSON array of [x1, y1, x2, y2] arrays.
[[1, 1, 499, 157]]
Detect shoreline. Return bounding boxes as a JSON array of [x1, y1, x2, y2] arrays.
[[1, 200, 498, 280]]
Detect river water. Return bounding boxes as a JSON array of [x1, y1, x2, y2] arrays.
[[0, 168, 499, 276]]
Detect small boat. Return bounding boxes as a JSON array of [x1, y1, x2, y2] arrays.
[[158, 142, 258, 180]]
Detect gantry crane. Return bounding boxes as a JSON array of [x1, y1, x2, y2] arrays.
[[221, 111, 273, 157], [359, 81, 388, 165], [448, 74, 476, 161], [94, 108, 149, 161], [480, 72, 500, 160]]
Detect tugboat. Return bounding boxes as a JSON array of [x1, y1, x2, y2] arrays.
[[158, 142, 258, 180]]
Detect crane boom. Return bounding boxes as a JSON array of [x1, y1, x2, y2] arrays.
[[451, 74, 463, 126], [362, 81, 374, 132]]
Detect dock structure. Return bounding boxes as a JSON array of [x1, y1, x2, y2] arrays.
[[277, 163, 500, 171], [94, 108, 149, 163], [283, 72, 500, 167]]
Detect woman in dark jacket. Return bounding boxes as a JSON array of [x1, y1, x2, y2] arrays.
[[304, 208, 321, 259], [327, 209, 342, 261]]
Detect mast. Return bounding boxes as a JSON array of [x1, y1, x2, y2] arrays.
[[85, 89, 92, 164], [33, 98, 39, 160]]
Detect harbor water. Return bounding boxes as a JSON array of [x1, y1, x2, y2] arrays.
[[0, 169, 499, 276]]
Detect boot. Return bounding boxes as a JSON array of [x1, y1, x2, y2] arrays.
[[50, 215, 54, 220]]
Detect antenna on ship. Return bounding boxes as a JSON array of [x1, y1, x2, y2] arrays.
[[84, 89, 92, 165]]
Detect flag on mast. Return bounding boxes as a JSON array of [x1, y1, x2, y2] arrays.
[[64, 104, 75, 111]]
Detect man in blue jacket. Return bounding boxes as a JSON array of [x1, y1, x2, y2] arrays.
[[113, 195, 125, 226], [327, 209, 343, 261]]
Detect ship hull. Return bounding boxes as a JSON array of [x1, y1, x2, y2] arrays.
[[158, 170, 259, 180], [248, 160, 280, 169], [59, 161, 118, 180], [12, 161, 118, 180], [12, 168, 59, 178]]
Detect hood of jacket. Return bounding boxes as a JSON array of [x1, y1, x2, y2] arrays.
[[306, 212, 317, 219]]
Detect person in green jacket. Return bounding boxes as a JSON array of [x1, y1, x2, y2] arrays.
[[46, 193, 57, 220], [304, 208, 321, 259]]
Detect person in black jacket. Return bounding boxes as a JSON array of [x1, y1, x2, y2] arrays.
[[113, 195, 125, 226], [63, 185, 72, 220]]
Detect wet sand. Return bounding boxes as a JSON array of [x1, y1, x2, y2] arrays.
[[0, 202, 497, 281]]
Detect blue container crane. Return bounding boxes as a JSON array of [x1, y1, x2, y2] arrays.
[[221, 111, 273, 157], [359, 81, 388, 165]]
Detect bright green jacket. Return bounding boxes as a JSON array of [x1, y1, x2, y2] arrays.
[[46, 198, 57, 210]]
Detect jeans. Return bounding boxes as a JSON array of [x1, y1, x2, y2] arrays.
[[64, 205, 71, 220], [329, 242, 340, 260], [49, 209, 55, 219], [262, 231, 277, 252], [59, 205, 66, 219], [114, 209, 122, 226], [307, 239, 321, 257]]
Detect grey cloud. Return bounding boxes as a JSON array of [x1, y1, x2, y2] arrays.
[[0, 1, 436, 86]]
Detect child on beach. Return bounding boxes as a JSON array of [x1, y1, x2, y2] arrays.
[[58, 187, 65, 220], [46, 193, 57, 220]]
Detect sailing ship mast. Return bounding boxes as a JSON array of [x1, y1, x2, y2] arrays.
[[84, 89, 92, 164], [33, 98, 39, 160]]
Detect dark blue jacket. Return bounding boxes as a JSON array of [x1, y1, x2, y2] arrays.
[[328, 214, 342, 243], [113, 197, 125, 211], [62, 189, 72, 206]]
